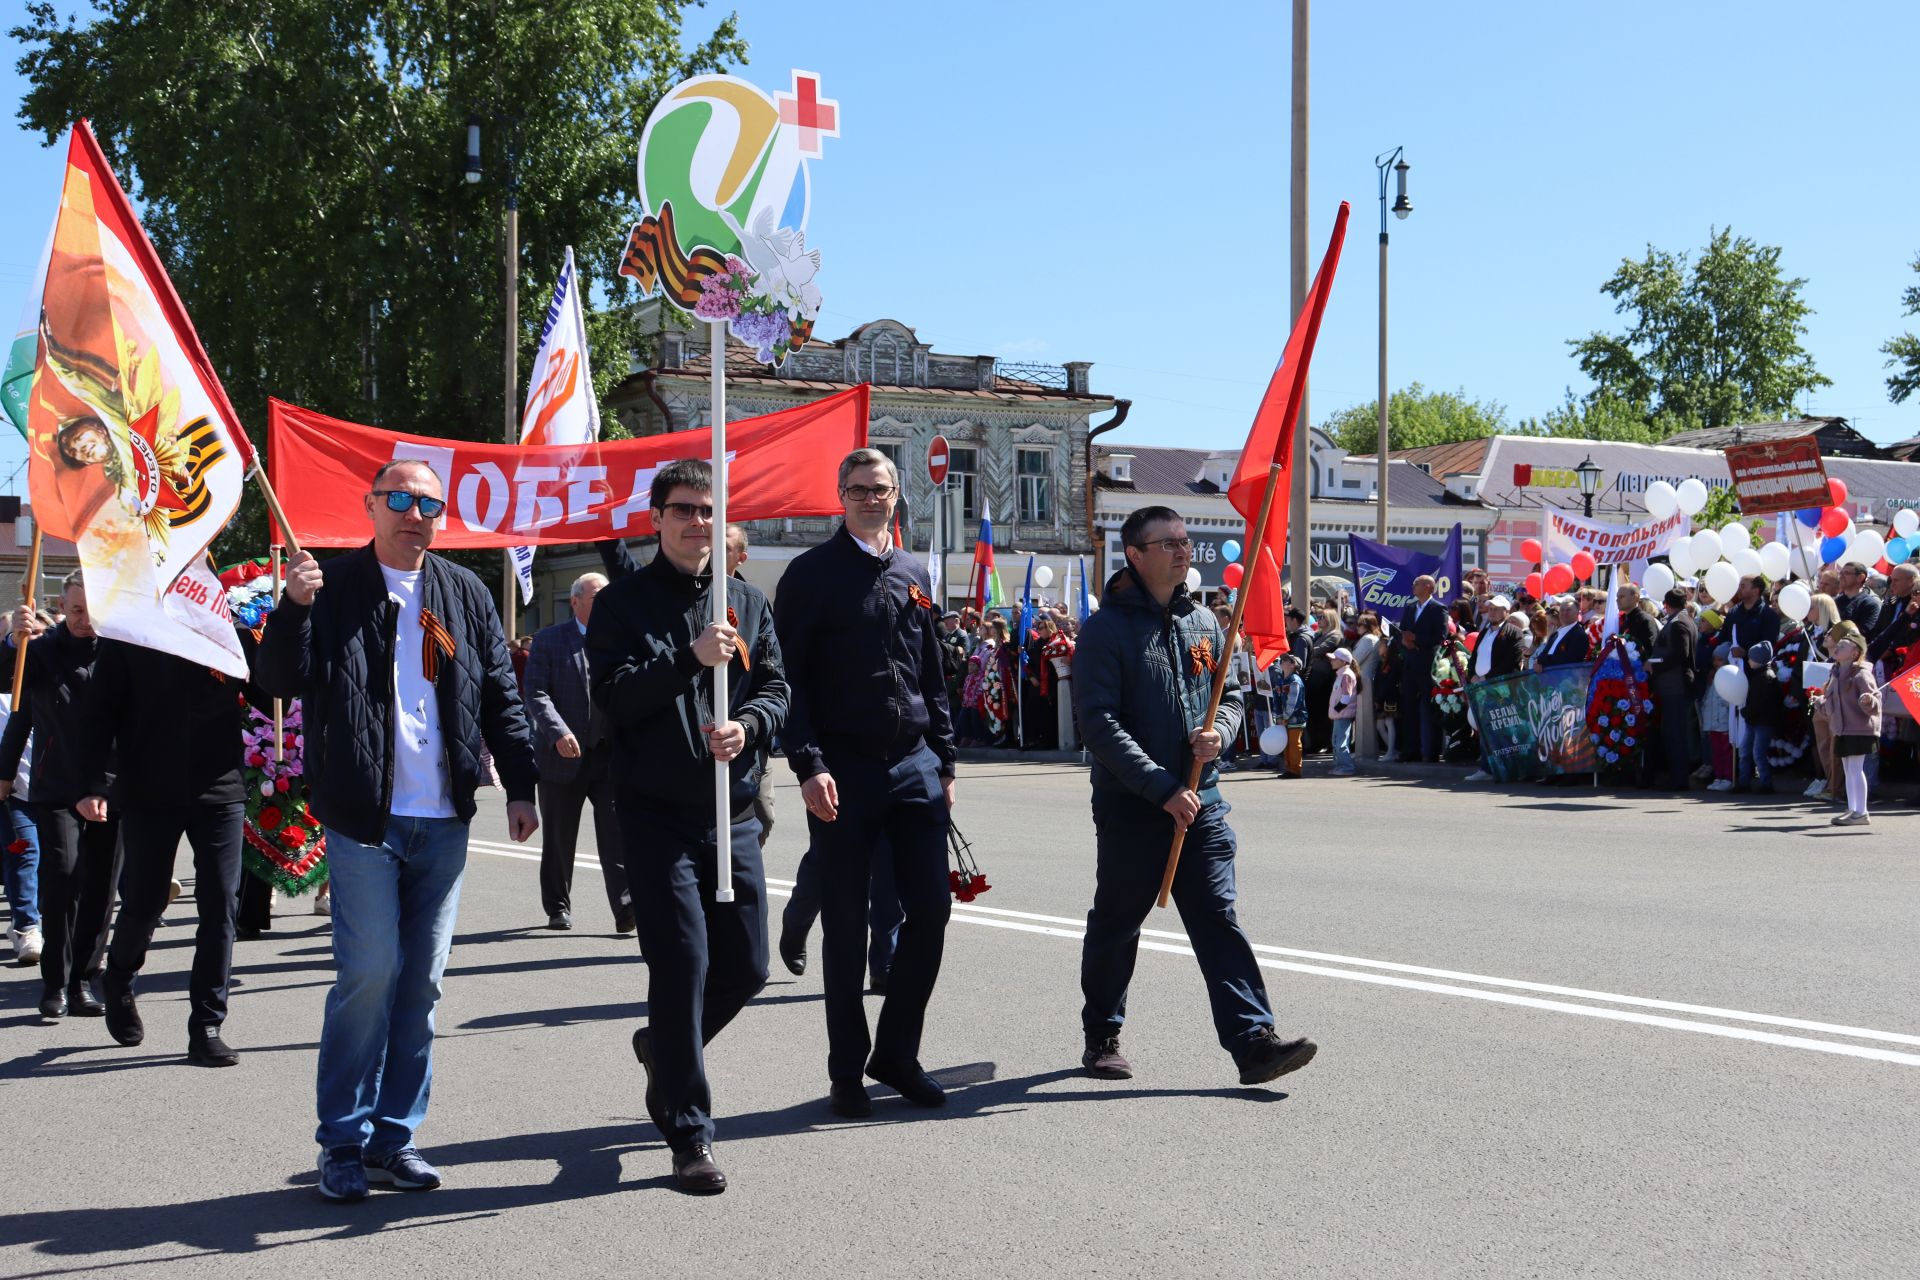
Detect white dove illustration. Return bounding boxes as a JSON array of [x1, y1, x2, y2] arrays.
[[720, 206, 822, 318]]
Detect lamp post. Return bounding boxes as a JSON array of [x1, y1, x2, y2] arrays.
[[468, 116, 522, 639], [1574, 453, 1602, 519], [1374, 147, 1410, 542]]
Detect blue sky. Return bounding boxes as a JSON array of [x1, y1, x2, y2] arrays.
[[3, 0, 1917, 492]]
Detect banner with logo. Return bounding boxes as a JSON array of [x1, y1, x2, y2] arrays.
[[1545, 506, 1688, 575], [266, 385, 868, 548], [1347, 524, 1462, 620], [1723, 436, 1829, 516], [1467, 665, 1600, 782]]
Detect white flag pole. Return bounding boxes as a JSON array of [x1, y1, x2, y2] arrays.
[[710, 320, 735, 903]]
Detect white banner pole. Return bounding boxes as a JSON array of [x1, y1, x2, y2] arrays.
[[710, 320, 735, 903]]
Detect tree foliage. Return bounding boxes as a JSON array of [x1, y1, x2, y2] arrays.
[[12, 0, 746, 558], [1322, 382, 1509, 456], [1568, 227, 1828, 436], [1883, 252, 1920, 405]]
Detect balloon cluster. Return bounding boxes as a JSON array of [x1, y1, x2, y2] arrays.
[[1517, 536, 1597, 599]]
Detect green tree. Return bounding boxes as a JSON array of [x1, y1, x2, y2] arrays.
[[1883, 252, 1920, 404], [1322, 382, 1509, 456], [1568, 227, 1829, 436], [12, 0, 745, 559]]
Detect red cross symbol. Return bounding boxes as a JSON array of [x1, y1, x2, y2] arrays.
[[777, 70, 839, 158]]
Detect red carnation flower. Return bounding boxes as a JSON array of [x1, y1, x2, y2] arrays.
[[6, 839, 28, 855], [274, 776, 291, 793], [280, 824, 308, 847], [258, 805, 283, 829]]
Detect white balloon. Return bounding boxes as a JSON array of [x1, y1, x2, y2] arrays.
[[1665, 539, 1695, 576], [1718, 522, 1751, 554], [1704, 561, 1739, 605], [1184, 568, 1203, 593], [1757, 541, 1791, 581], [1085, 594, 1098, 612], [1258, 725, 1288, 758], [1777, 582, 1812, 623], [1794, 545, 1823, 580], [1845, 530, 1886, 567], [1644, 480, 1679, 520], [1713, 662, 1749, 709], [1689, 529, 1723, 566], [1033, 565, 1055, 589], [1676, 477, 1709, 516], [1895, 508, 1920, 539], [1728, 547, 1762, 579], [1642, 562, 1675, 599]]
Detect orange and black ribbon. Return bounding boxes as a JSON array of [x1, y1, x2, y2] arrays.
[[1188, 637, 1214, 677], [420, 608, 457, 685], [907, 583, 935, 611], [726, 606, 752, 671]]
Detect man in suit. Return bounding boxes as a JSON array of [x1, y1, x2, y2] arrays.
[[1463, 594, 1524, 782], [1647, 587, 1700, 790], [1397, 575, 1449, 762], [526, 572, 631, 934], [1535, 596, 1593, 668]]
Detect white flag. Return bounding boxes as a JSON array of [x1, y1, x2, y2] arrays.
[[520, 246, 599, 445]]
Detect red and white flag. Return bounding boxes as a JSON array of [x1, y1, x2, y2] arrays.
[[1890, 651, 1920, 724], [509, 247, 601, 602], [20, 122, 252, 677], [1227, 202, 1350, 668]]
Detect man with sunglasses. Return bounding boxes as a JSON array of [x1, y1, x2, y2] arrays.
[[775, 447, 957, 1119], [1074, 505, 1316, 1088], [261, 458, 540, 1203], [586, 459, 787, 1194]]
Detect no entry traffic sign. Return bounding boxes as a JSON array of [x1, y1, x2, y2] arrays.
[[927, 434, 951, 486]]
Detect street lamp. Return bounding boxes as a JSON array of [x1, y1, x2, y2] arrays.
[[1374, 147, 1411, 541], [1574, 453, 1602, 519], [464, 116, 482, 184]]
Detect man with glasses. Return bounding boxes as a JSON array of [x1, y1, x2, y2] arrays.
[[262, 458, 540, 1202], [1074, 505, 1316, 1087], [775, 447, 957, 1119], [587, 459, 786, 1194]]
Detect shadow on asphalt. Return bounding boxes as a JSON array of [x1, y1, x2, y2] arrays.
[[457, 990, 822, 1032]]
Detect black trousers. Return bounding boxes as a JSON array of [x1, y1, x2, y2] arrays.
[[237, 870, 273, 932], [29, 803, 120, 993], [108, 801, 244, 1030], [781, 840, 902, 985], [537, 761, 629, 923], [620, 798, 768, 1154], [1651, 673, 1698, 789], [806, 743, 950, 1086]]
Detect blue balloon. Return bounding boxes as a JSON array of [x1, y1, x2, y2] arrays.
[[1888, 536, 1913, 564], [1796, 507, 1824, 528], [1820, 534, 1848, 563], [1221, 539, 1242, 562]]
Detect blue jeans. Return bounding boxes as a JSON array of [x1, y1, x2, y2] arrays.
[[5, 798, 40, 931], [1331, 719, 1354, 771], [315, 816, 468, 1156], [1737, 726, 1775, 791]]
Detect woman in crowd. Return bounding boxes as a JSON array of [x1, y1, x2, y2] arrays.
[[1304, 607, 1341, 755], [1527, 608, 1552, 664], [1328, 647, 1358, 776], [1816, 627, 1880, 827], [1351, 612, 1384, 760]]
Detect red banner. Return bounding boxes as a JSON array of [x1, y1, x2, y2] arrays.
[[266, 386, 869, 548], [1723, 436, 1828, 516]]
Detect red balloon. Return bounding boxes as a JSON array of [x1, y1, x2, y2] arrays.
[[1222, 561, 1245, 589], [1524, 572, 1545, 597], [1877, 557, 1892, 574], [1519, 537, 1543, 563], [1544, 564, 1574, 594], [1571, 550, 1597, 580], [1829, 478, 1848, 507], [1820, 507, 1849, 537]]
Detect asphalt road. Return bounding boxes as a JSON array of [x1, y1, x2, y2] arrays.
[[3, 764, 1916, 1278]]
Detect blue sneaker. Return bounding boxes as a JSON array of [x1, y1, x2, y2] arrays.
[[366, 1146, 442, 1190], [316, 1146, 368, 1202]]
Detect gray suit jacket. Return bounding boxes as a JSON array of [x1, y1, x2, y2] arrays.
[[525, 618, 604, 785]]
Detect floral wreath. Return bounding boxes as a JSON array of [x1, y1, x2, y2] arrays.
[[1431, 675, 1466, 716], [1586, 635, 1655, 766]]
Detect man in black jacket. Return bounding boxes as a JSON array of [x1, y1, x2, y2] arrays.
[[260, 458, 539, 1204], [1647, 589, 1700, 790], [1397, 575, 1449, 761], [1867, 564, 1918, 667], [774, 447, 956, 1120], [1463, 594, 1524, 783], [586, 459, 786, 1195], [75, 629, 263, 1065], [1835, 562, 1883, 636], [1535, 596, 1593, 668], [5, 574, 119, 1020]]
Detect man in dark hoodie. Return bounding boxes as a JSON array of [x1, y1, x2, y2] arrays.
[[1073, 505, 1317, 1088], [1737, 639, 1782, 794]]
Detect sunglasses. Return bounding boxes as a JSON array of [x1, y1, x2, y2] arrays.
[[660, 501, 715, 522], [373, 490, 446, 519]]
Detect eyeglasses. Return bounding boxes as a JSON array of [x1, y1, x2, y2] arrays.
[[1131, 537, 1193, 554], [660, 501, 715, 522], [372, 490, 446, 519], [841, 484, 896, 503]]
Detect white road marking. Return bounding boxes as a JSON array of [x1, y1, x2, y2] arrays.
[[464, 838, 1920, 1068]]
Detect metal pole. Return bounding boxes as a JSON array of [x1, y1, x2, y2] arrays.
[[1376, 226, 1390, 543], [501, 153, 519, 641], [710, 320, 734, 903], [271, 546, 285, 764], [1287, 0, 1311, 611]]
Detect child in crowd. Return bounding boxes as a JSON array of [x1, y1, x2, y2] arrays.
[[1737, 640, 1780, 794], [1275, 653, 1306, 779], [1818, 633, 1881, 827], [1328, 647, 1358, 776], [1701, 643, 1735, 792]]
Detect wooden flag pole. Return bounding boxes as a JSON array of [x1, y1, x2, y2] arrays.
[[10, 527, 44, 707], [1156, 463, 1283, 909], [251, 467, 304, 560], [271, 544, 285, 764]]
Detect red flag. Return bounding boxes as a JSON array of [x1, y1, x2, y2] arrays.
[[1228, 202, 1351, 667], [1892, 653, 1920, 724]]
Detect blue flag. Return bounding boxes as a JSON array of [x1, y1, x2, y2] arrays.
[[1348, 524, 1464, 623], [1017, 554, 1036, 671], [1078, 556, 1093, 623]]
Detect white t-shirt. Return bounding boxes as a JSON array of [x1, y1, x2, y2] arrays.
[[380, 565, 456, 819]]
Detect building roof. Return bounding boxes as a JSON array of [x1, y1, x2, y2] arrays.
[[1658, 417, 1876, 455], [1346, 437, 1495, 477], [1096, 444, 1482, 510], [633, 337, 1115, 406]]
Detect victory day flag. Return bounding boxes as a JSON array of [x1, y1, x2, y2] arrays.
[[509, 246, 602, 601], [13, 122, 251, 677], [972, 498, 1005, 611], [1891, 652, 1920, 725], [1227, 202, 1350, 667]]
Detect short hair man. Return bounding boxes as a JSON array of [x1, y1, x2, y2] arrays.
[[1646, 586, 1700, 788], [587, 457, 788, 1193], [1397, 574, 1449, 760], [774, 446, 957, 1119], [1835, 562, 1882, 635], [1075, 505, 1315, 1087], [524, 572, 631, 934], [1536, 595, 1592, 668], [261, 457, 540, 1202]]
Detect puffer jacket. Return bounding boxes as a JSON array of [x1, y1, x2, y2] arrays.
[[256, 543, 538, 843], [1822, 661, 1882, 739], [1073, 566, 1244, 808]]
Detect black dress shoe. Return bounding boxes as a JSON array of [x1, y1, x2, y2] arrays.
[[613, 906, 636, 935], [828, 1081, 872, 1118], [546, 912, 572, 931], [1235, 1031, 1318, 1086], [865, 1056, 946, 1107], [867, 973, 889, 996], [38, 986, 66, 1020], [778, 931, 807, 976], [67, 980, 104, 1017], [631, 1028, 664, 1132], [103, 968, 144, 1046], [187, 1029, 240, 1067], [672, 1144, 727, 1194]]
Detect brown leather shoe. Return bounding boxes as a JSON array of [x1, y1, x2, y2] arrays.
[[672, 1144, 727, 1194], [1082, 1036, 1132, 1079]]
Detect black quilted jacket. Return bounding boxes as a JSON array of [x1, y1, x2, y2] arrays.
[[256, 543, 538, 843]]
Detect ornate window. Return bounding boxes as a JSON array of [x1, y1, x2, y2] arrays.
[[949, 445, 980, 521], [1017, 446, 1052, 524]]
